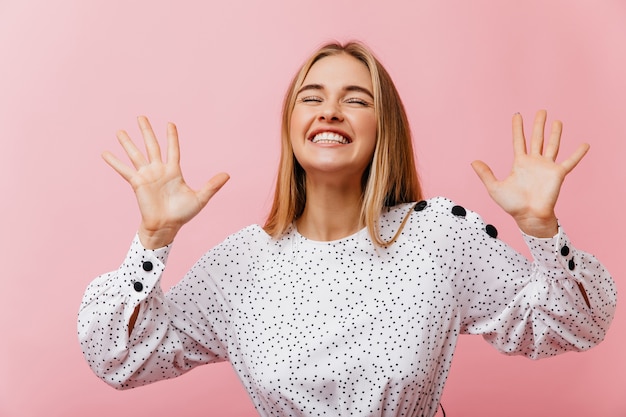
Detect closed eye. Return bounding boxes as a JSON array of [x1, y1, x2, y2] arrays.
[[345, 97, 370, 106], [299, 96, 323, 103]]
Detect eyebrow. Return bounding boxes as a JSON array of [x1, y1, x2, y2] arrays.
[[297, 83, 374, 100]]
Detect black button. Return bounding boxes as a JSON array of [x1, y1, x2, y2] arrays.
[[142, 261, 153, 272], [485, 224, 498, 238], [568, 259, 575, 271], [414, 200, 428, 211], [133, 281, 144, 292], [451, 205, 466, 217], [560, 246, 570, 256]]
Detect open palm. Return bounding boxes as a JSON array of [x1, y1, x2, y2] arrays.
[[102, 116, 229, 248], [471, 110, 589, 237]]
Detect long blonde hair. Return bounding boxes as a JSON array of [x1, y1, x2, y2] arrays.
[[263, 41, 422, 246]]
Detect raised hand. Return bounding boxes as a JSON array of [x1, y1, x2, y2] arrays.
[[102, 116, 230, 249], [471, 110, 589, 238]]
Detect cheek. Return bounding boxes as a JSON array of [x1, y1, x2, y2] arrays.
[[288, 111, 304, 156], [361, 116, 378, 149], [289, 106, 309, 133], [352, 110, 376, 133]]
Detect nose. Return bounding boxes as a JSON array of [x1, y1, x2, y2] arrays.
[[318, 102, 343, 122]]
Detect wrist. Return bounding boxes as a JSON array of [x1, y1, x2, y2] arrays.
[[514, 215, 559, 238], [138, 224, 179, 249]]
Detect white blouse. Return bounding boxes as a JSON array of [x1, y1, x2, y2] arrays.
[[78, 197, 616, 417]]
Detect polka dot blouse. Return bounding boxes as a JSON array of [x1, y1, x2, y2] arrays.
[[78, 197, 616, 417]]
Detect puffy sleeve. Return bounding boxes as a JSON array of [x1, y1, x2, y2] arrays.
[[425, 197, 617, 359], [77, 235, 230, 389]]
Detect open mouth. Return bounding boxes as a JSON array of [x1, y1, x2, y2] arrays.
[[309, 131, 352, 144]]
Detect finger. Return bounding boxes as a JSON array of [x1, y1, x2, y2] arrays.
[[544, 120, 562, 160], [470, 160, 498, 190], [529, 109, 547, 155], [137, 116, 163, 163], [116, 129, 148, 169], [101, 151, 136, 182], [512, 112, 527, 156], [560, 143, 590, 174], [196, 172, 231, 206], [166, 122, 180, 165]]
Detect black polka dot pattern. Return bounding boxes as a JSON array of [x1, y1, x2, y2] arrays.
[[78, 197, 617, 417]]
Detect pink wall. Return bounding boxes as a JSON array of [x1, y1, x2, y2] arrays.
[[1, 1, 624, 416]]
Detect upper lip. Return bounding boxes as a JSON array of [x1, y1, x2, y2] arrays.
[[307, 128, 353, 143]]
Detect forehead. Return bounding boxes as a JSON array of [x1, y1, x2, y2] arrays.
[[302, 53, 373, 90]]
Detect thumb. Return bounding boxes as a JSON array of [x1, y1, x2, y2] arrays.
[[470, 160, 497, 190], [196, 172, 230, 206]]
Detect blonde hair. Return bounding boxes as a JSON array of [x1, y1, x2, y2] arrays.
[[263, 41, 422, 246]]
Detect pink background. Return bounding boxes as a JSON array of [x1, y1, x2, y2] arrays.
[[1, 1, 624, 416]]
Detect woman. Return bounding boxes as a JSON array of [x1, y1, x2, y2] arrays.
[[78, 42, 616, 417]]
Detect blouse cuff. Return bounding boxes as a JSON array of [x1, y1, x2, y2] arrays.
[[522, 226, 582, 281], [115, 234, 172, 305]]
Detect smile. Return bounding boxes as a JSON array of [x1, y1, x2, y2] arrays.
[[310, 131, 351, 144]]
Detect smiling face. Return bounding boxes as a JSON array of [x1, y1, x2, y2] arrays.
[[289, 53, 377, 182], [265, 42, 421, 242]]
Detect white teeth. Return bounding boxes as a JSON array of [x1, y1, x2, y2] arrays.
[[311, 132, 349, 144]]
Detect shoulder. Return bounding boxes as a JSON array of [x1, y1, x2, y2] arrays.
[[220, 224, 272, 246], [206, 224, 293, 261], [381, 196, 478, 224], [190, 224, 290, 281], [213, 224, 282, 252], [380, 196, 499, 242]]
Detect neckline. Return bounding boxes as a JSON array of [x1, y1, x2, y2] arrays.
[[292, 224, 368, 245]]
